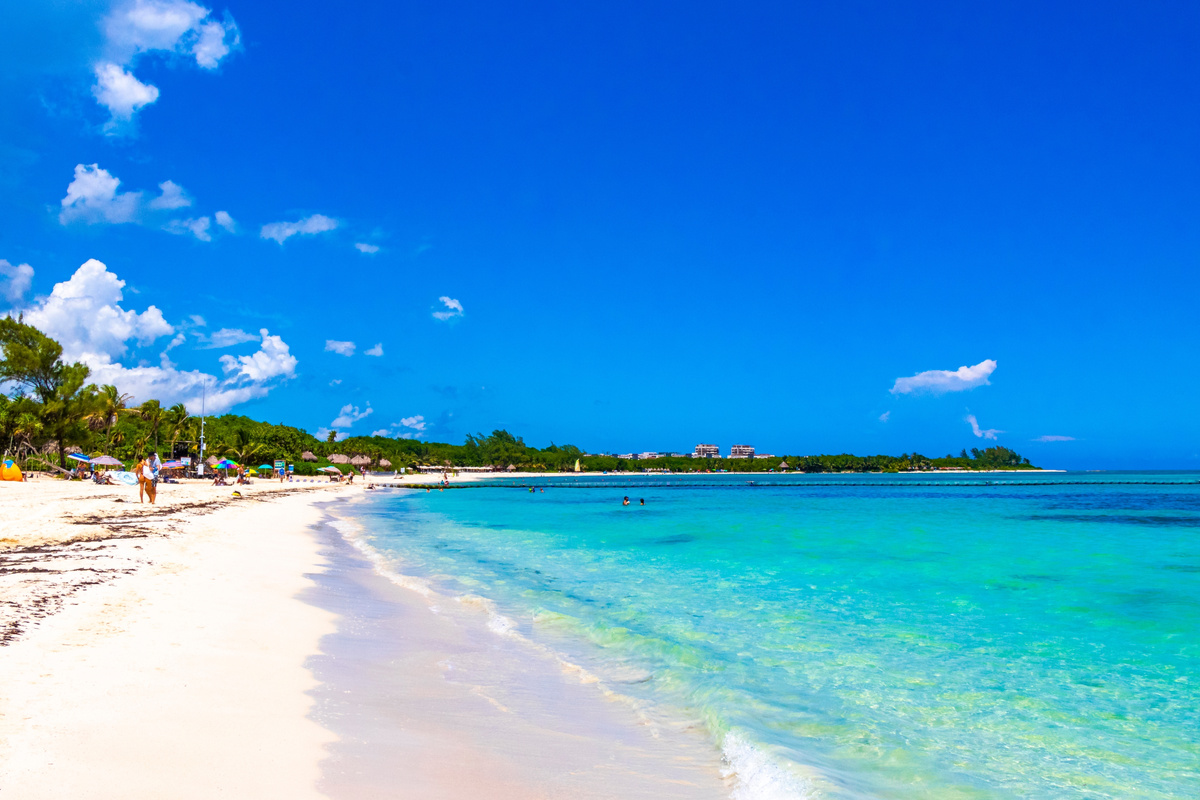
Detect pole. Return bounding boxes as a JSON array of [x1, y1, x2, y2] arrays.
[[198, 378, 206, 477]]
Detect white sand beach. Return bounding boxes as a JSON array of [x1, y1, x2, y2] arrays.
[[0, 476, 730, 799]]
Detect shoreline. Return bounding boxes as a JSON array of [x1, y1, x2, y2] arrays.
[[0, 478, 733, 799]]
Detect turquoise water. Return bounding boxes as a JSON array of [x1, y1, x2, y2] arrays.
[[351, 473, 1200, 799]]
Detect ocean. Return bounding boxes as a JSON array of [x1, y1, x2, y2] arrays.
[[345, 472, 1200, 799]]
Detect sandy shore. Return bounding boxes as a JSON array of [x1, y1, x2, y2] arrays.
[[0, 478, 343, 798], [0, 477, 730, 799]]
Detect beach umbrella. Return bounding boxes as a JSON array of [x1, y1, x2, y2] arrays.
[[246, 468, 258, 475], [90, 455, 123, 466], [318, 466, 341, 473], [68, 453, 91, 463], [216, 459, 238, 469], [258, 464, 273, 470]]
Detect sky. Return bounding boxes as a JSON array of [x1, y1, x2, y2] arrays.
[[1, 0, 1198, 469]]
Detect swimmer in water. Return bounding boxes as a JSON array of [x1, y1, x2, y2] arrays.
[[640, 498, 645, 505], [622, 496, 630, 506]]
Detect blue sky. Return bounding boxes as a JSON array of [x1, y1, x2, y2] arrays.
[[1, 0, 1198, 468]]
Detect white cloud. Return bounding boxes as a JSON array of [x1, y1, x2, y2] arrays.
[[329, 378, 342, 386], [371, 415, 428, 440], [94, 1, 241, 128], [148, 179, 192, 210], [364, 343, 383, 357], [164, 216, 211, 241], [21, 258, 172, 363], [331, 403, 373, 429], [325, 340, 355, 356], [400, 415, 426, 431], [214, 210, 236, 232], [192, 17, 239, 68], [891, 359, 997, 395], [196, 327, 257, 348], [59, 164, 143, 225], [966, 414, 1002, 440], [261, 214, 339, 244], [1034, 435, 1076, 442], [354, 242, 380, 254], [5, 259, 294, 412], [218, 329, 298, 383], [91, 62, 160, 125], [878, 410, 890, 423], [433, 296, 463, 321], [0, 260, 34, 303]]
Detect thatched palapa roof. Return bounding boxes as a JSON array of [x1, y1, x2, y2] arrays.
[[378, 458, 392, 467], [506, 464, 517, 471], [301, 450, 318, 462], [778, 460, 790, 470], [327, 453, 351, 464], [350, 455, 371, 466], [206, 455, 219, 465]]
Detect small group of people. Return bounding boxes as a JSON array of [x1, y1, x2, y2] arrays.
[[622, 496, 645, 506], [134, 452, 161, 504]]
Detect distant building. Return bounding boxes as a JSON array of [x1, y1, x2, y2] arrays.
[[639, 452, 661, 460], [694, 443, 720, 458], [754, 454, 774, 460], [730, 444, 755, 459], [668, 452, 688, 458], [617, 453, 637, 460]]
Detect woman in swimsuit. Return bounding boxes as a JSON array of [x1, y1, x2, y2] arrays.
[[135, 456, 157, 504]]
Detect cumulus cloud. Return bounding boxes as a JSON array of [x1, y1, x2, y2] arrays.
[[148, 179, 192, 210], [325, 340, 355, 356], [164, 216, 211, 241], [433, 296, 463, 321], [891, 359, 997, 395], [91, 63, 159, 125], [354, 242, 380, 254], [260, 214, 338, 244], [93, 0, 241, 129], [364, 343, 383, 357], [315, 428, 348, 442], [1034, 435, 1076, 442], [0, 260, 34, 303], [330, 403, 373, 429], [59, 164, 143, 225], [6, 259, 295, 412], [966, 414, 1002, 440], [218, 329, 297, 383], [214, 210, 236, 232]]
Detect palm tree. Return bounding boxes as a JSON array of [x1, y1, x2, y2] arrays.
[[164, 403, 189, 457], [92, 384, 133, 449], [225, 429, 264, 466], [139, 399, 164, 453]]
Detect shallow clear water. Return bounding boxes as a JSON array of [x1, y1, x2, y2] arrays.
[[351, 473, 1200, 799]]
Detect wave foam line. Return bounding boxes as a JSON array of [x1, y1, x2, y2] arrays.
[[722, 730, 818, 800]]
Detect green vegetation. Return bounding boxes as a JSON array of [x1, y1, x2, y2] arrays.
[[0, 319, 1038, 473]]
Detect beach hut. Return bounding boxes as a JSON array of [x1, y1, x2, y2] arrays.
[[778, 460, 790, 470], [301, 450, 318, 462], [327, 453, 351, 464], [350, 455, 371, 467], [206, 455, 220, 466], [378, 458, 392, 468], [506, 464, 517, 472]]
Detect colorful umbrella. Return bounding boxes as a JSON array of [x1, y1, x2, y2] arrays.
[[215, 459, 238, 469], [68, 453, 91, 463], [89, 455, 123, 467], [258, 464, 274, 470], [317, 466, 341, 473]]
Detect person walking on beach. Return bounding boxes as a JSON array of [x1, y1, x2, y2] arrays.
[[135, 455, 156, 504]]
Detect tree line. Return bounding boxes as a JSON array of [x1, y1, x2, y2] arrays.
[[0, 318, 1037, 473]]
